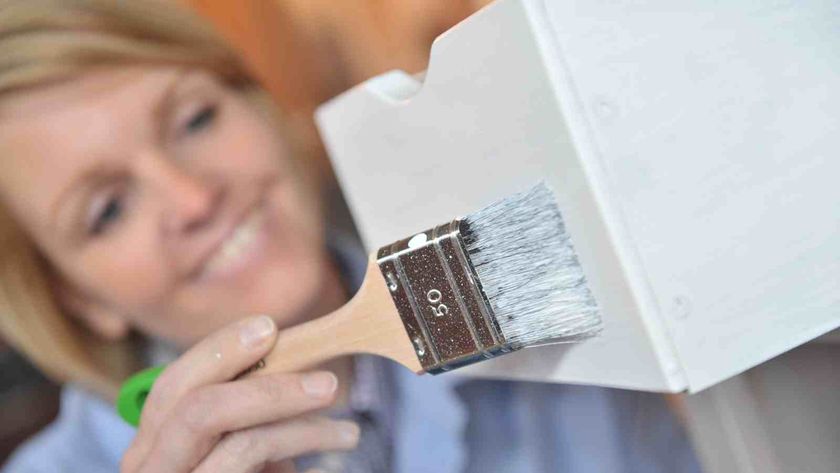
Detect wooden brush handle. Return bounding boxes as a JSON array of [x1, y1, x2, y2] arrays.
[[116, 257, 421, 427], [253, 257, 423, 375]]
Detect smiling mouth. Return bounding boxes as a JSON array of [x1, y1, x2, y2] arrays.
[[198, 203, 267, 281]]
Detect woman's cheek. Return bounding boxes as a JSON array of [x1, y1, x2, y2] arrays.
[[96, 252, 172, 309], [79, 227, 172, 310]]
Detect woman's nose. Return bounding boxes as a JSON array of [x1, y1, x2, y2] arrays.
[[135, 150, 223, 235]]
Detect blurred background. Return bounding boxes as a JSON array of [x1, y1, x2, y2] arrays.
[[2, 2, 838, 472], [0, 0, 490, 462]]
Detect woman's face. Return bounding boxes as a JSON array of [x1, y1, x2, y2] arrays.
[[0, 66, 329, 346]]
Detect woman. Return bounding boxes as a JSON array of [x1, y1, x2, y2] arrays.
[[0, 1, 702, 472]]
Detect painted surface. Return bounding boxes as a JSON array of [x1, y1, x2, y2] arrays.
[[318, 0, 678, 391], [543, 0, 840, 390], [317, 0, 840, 391]]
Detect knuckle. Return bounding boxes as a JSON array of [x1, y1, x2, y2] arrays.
[[145, 368, 177, 407], [175, 390, 219, 437], [252, 374, 289, 400], [219, 430, 259, 459]]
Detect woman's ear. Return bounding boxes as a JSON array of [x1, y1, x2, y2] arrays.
[[57, 282, 130, 341]]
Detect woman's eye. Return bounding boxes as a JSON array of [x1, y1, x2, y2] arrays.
[[184, 104, 217, 134], [89, 196, 123, 236]]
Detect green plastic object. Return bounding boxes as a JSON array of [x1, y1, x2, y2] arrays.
[[117, 365, 165, 427]]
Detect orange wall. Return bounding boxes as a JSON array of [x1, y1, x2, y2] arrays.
[[181, 0, 486, 180]]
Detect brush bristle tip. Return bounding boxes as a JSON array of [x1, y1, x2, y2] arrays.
[[461, 182, 602, 348]]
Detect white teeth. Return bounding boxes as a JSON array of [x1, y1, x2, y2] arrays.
[[203, 207, 264, 276]]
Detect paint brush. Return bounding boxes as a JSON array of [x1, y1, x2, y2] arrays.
[[117, 182, 602, 425]]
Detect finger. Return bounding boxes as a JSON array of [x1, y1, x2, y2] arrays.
[[124, 315, 277, 471], [143, 315, 278, 429], [264, 460, 297, 473], [137, 371, 340, 472], [194, 417, 360, 473]]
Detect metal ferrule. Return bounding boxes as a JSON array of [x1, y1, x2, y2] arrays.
[[376, 219, 516, 374]]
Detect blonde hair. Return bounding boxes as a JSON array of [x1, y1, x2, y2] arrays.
[[0, 0, 279, 399]]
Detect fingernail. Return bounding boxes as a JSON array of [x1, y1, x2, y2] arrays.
[[338, 422, 360, 445], [239, 315, 275, 348], [300, 371, 338, 398]]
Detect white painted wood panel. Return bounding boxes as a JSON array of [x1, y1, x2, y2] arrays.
[[317, 0, 679, 391], [539, 0, 840, 390], [316, 0, 840, 392]]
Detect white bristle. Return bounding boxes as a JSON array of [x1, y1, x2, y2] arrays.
[[461, 182, 602, 348]]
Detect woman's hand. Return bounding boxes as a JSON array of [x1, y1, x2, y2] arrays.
[[121, 315, 360, 473]]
